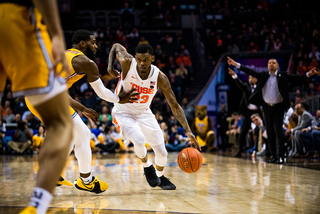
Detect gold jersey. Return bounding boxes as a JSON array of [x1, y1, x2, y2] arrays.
[[64, 48, 86, 89]]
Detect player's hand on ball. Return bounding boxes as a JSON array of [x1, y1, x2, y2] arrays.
[[186, 132, 201, 151]]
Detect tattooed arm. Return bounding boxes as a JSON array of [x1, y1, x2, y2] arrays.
[[107, 43, 133, 79], [158, 71, 201, 150]]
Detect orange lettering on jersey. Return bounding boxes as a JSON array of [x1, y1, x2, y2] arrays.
[[131, 82, 154, 94], [148, 88, 154, 94]]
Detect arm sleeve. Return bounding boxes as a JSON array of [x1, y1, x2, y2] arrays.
[[89, 78, 119, 103]]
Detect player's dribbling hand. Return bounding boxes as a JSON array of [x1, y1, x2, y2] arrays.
[[118, 86, 140, 104], [51, 35, 70, 81], [82, 108, 99, 123], [186, 132, 201, 151]]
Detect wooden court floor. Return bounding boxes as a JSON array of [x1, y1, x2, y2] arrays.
[[0, 152, 320, 214]]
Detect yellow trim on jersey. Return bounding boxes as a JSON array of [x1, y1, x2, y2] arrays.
[[64, 48, 86, 89]]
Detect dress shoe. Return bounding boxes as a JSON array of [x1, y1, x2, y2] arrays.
[[276, 157, 285, 164], [267, 157, 277, 163], [234, 152, 242, 157]]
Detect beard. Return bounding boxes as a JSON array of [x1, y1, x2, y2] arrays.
[[86, 47, 96, 60]]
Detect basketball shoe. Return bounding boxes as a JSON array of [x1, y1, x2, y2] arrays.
[[143, 165, 161, 187], [56, 176, 73, 186], [74, 175, 108, 194], [19, 206, 37, 214], [158, 176, 176, 190]]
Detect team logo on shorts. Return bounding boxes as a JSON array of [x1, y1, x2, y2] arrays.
[[150, 81, 155, 89]]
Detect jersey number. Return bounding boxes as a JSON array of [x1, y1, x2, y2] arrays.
[[133, 95, 149, 103]]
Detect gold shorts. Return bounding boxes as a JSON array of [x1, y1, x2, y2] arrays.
[[0, 3, 55, 97], [25, 97, 76, 123]]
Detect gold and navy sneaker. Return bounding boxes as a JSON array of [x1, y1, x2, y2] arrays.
[[56, 176, 73, 187], [74, 175, 108, 194], [19, 206, 37, 214]]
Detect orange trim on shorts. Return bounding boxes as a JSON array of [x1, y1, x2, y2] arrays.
[[112, 115, 121, 132]]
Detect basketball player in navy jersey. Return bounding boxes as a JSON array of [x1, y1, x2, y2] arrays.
[[108, 43, 201, 190]]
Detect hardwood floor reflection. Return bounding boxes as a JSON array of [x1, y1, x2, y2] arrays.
[[1, 152, 320, 213]]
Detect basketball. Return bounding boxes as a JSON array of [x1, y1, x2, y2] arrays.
[[177, 147, 203, 173]]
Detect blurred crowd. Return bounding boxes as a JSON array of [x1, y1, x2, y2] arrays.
[[1, 0, 320, 158]]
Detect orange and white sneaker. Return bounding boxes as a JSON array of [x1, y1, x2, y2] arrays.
[[56, 176, 73, 187], [19, 206, 37, 214], [74, 175, 108, 194]]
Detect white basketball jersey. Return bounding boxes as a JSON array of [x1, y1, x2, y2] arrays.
[[114, 58, 159, 114]]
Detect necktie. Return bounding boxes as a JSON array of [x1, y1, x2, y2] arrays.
[[258, 127, 263, 152]]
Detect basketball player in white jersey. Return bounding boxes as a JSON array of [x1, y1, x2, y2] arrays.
[[108, 43, 201, 190]]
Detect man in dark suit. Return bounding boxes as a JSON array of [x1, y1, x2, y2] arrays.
[[228, 68, 261, 157], [227, 56, 318, 163]]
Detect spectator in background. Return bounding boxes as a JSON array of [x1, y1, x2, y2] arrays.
[[0, 119, 6, 133], [181, 98, 195, 127], [175, 51, 193, 79], [1, 100, 11, 116], [308, 45, 320, 61], [97, 125, 120, 153], [175, 63, 188, 92], [160, 122, 169, 144], [99, 105, 112, 123], [3, 107, 15, 123], [251, 113, 268, 158], [166, 124, 188, 152], [296, 60, 307, 75], [286, 102, 314, 157], [31, 125, 46, 153], [217, 104, 229, 150], [299, 117, 320, 158], [138, 36, 149, 45], [13, 113, 22, 124], [226, 112, 241, 147], [13, 96, 28, 116], [308, 56, 319, 70], [120, 2, 134, 26], [26, 113, 41, 131], [8, 120, 32, 154], [154, 0, 166, 27]]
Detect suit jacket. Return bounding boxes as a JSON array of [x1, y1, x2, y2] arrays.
[[234, 77, 260, 116], [239, 65, 308, 109], [292, 111, 314, 133]]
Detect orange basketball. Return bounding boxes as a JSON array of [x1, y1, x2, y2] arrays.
[[177, 147, 203, 173]]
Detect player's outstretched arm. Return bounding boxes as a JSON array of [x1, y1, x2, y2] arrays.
[[157, 72, 201, 151], [108, 43, 133, 78], [73, 56, 138, 104]]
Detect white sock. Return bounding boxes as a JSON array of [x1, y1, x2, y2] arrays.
[[142, 159, 153, 168], [81, 174, 93, 184], [156, 169, 164, 177], [29, 187, 53, 214]]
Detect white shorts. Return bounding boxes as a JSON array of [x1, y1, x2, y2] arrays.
[[112, 107, 163, 146]]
